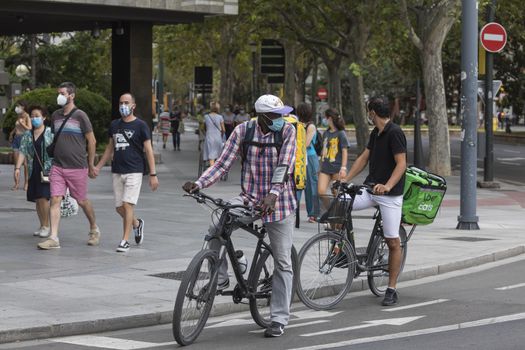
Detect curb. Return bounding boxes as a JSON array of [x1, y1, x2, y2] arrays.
[[1, 245, 524, 344]]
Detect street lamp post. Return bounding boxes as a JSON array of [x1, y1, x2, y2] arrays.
[[250, 42, 257, 104]]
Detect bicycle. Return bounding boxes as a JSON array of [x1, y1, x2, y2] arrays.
[[172, 191, 298, 345], [296, 182, 416, 310]]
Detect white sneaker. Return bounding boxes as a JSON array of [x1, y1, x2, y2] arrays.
[[38, 226, 50, 238], [33, 227, 42, 236]]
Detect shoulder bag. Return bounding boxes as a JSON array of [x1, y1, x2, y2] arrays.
[[31, 130, 49, 183], [46, 108, 78, 157]]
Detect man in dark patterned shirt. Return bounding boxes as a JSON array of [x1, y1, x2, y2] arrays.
[[184, 94, 296, 338]]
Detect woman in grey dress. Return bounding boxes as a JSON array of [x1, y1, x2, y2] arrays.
[[203, 101, 225, 166]]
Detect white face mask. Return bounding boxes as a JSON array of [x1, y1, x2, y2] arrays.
[[57, 94, 68, 107], [15, 106, 23, 115]]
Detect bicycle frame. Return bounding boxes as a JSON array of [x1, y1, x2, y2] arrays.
[[203, 207, 273, 302]]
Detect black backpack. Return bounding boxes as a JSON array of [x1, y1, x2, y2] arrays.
[[240, 120, 284, 162], [310, 124, 323, 156]]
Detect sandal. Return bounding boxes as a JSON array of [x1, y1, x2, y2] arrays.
[[308, 216, 317, 223]]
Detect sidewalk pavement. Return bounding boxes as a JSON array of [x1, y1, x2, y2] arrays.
[[0, 125, 524, 344]]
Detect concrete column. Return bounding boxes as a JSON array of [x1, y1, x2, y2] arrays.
[[112, 21, 153, 128]]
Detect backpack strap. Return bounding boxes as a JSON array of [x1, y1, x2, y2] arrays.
[[240, 120, 284, 163]]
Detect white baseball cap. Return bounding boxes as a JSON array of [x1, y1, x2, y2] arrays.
[[254, 94, 293, 115]]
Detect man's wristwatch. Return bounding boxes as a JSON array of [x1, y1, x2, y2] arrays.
[[149, 173, 157, 177]]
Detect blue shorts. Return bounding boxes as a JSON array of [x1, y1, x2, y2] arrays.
[[11, 135, 22, 150]]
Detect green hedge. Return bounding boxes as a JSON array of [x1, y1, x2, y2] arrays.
[[2, 88, 111, 143]]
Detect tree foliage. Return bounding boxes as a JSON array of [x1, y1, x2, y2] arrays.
[[2, 87, 111, 143]]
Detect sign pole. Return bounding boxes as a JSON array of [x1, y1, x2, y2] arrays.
[[457, 0, 479, 230], [414, 79, 424, 169], [482, 0, 498, 187]]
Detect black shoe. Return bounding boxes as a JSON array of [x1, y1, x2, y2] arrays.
[[116, 240, 130, 253], [382, 287, 399, 306], [264, 322, 285, 338], [216, 279, 230, 292], [134, 218, 144, 245]]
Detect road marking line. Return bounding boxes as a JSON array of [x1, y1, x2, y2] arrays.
[[288, 312, 525, 350], [291, 310, 343, 320], [52, 335, 176, 349], [250, 320, 329, 333], [382, 299, 450, 312], [300, 316, 424, 337], [497, 157, 525, 161], [495, 282, 525, 290]]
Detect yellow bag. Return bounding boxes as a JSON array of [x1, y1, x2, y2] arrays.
[[243, 116, 307, 190], [284, 115, 307, 190]]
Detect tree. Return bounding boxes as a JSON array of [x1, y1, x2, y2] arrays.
[[400, 0, 460, 176], [494, 0, 525, 119], [273, 0, 381, 153]]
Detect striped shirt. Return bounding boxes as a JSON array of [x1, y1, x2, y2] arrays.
[[196, 120, 297, 223]]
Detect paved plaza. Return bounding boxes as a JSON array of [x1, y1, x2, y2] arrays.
[[0, 126, 524, 343]]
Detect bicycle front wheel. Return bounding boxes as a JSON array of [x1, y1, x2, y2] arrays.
[[367, 225, 408, 297], [173, 249, 219, 346], [296, 232, 357, 310]]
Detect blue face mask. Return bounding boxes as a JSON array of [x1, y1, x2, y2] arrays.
[[321, 118, 329, 127], [119, 104, 132, 117], [31, 117, 43, 128], [263, 114, 285, 132]]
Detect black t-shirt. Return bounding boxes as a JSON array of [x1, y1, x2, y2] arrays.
[[170, 111, 181, 130], [365, 122, 407, 196], [109, 118, 151, 174]]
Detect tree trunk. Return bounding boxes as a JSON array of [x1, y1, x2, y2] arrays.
[[30, 34, 37, 89], [219, 52, 234, 107], [310, 57, 319, 124], [348, 72, 369, 154], [422, 49, 451, 176], [326, 63, 342, 113], [282, 39, 296, 106]]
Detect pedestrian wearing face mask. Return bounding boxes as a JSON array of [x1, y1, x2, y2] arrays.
[[234, 107, 251, 126], [183, 94, 296, 338], [15, 105, 53, 238], [317, 108, 349, 197], [37, 82, 100, 250], [95, 93, 159, 253], [9, 100, 32, 191]]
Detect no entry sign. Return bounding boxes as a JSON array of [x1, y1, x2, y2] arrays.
[[317, 87, 328, 100], [480, 22, 507, 53]]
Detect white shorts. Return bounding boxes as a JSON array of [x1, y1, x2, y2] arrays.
[[352, 191, 403, 239], [112, 173, 143, 207]]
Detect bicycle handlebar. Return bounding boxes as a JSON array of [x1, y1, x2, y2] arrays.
[[331, 181, 374, 195], [184, 190, 262, 216]]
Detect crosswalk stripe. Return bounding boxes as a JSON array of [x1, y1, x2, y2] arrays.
[[250, 320, 329, 333], [52, 335, 176, 349], [381, 299, 449, 312], [495, 282, 525, 290]]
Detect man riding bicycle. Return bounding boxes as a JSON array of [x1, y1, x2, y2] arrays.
[[183, 94, 296, 337], [344, 96, 407, 306]]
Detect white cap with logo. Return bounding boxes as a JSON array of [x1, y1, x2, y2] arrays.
[[254, 94, 293, 115]]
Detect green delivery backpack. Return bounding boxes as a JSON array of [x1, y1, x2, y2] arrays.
[[402, 166, 447, 225]]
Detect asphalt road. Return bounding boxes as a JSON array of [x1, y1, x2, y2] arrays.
[[404, 134, 525, 185], [4, 256, 525, 350]]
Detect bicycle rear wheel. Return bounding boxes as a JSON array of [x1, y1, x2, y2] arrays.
[[367, 225, 408, 297], [173, 249, 218, 346], [249, 246, 298, 328], [296, 232, 357, 310]]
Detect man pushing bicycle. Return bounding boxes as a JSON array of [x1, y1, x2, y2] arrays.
[[345, 96, 407, 306], [183, 94, 296, 337]]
